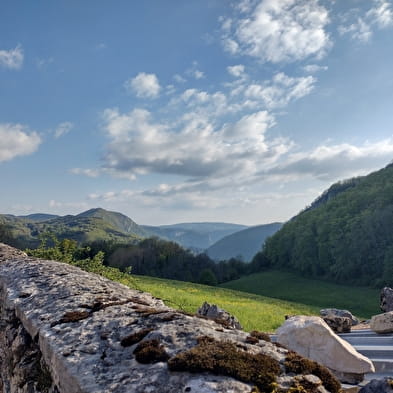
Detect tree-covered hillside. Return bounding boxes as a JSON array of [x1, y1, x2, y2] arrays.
[[257, 163, 393, 287], [0, 209, 142, 248]]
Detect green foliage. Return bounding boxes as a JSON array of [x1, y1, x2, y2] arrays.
[[133, 275, 317, 331], [260, 163, 393, 287], [0, 210, 142, 250], [199, 268, 218, 286], [24, 234, 318, 331], [106, 237, 248, 285], [221, 270, 379, 319]]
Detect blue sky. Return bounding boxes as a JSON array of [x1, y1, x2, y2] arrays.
[[1, 0, 393, 225]]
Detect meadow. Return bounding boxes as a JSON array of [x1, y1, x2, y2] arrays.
[[220, 270, 380, 319], [132, 274, 318, 332]]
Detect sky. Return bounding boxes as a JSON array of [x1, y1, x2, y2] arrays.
[[1, 0, 393, 226]]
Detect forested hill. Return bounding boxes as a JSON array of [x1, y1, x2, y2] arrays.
[[258, 162, 393, 287]]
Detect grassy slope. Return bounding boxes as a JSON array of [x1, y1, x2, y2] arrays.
[[220, 270, 379, 319], [132, 275, 317, 332]]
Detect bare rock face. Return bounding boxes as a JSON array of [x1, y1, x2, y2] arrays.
[[370, 311, 393, 333], [196, 301, 242, 330], [359, 377, 393, 393], [276, 316, 375, 384], [380, 287, 393, 312], [0, 243, 342, 393]]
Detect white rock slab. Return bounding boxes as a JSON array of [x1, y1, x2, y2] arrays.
[[370, 312, 393, 334], [276, 316, 375, 374]]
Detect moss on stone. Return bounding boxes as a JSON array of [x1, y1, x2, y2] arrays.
[[249, 330, 271, 342], [245, 335, 259, 344], [133, 339, 169, 363], [167, 336, 281, 392], [120, 328, 154, 347], [284, 351, 341, 393]]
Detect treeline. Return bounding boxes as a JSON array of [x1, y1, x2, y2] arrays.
[[91, 237, 262, 285], [0, 227, 262, 286], [253, 163, 393, 287]]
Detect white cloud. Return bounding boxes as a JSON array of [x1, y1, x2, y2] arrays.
[[100, 106, 286, 181], [0, 45, 24, 69], [244, 72, 316, 109], [303, 64, 328, 73], [54, 122, 73, 139], [266, 139, 393, 181], [338, 17, 372, 43], [70, 168, 101, 178], [186, 61, 205, 80], [339, 0, 393, 42], [124, 72, 161, 98], [173, 74, 186, 83], [0, 123, 42, 162], [222, 0, 331, 63], [227, 64, 246, 78], [367, 0, 393, 28]]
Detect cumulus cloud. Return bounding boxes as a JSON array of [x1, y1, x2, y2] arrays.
[[54, 122, 73, 138], [186, 62, 205, 80], [100, 106, 286, 181], [339, 0, 393, 42], [0, 123, 41, 162], [222, 0, 331, 63], [367, 0, 393, 28], [124, 72, 161, 98], [227, 64, 246, 78], [0, 45, 24, 69], [265, 139, 393, 181], [338, 17, 372, 43], [244, 72, 316, 109]]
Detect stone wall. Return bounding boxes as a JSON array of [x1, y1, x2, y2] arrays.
[[0, 243, 340, 393]]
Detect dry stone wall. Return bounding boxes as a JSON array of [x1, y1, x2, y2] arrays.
[[0, 243, 340, 393]]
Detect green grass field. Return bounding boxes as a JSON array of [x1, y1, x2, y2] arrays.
[[131, 275, 317, 332], [220, 270, 380, 319]]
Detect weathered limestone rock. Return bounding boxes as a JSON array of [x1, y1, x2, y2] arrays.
[[322, 316, 352, 333], [359, 377, 393, 393], [0, 243, 342, 393], [380, 287, 393, 312], [320, 308, 359, 326], [196, 301, 242, 330], [276, 316, 375, 384], [370, 311, 393, 333]]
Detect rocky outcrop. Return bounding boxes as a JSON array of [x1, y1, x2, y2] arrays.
[[322, 315, 352, 333], [276, 316, 375, 384], [0, 243, 341, 393], [370, 311, 393, 333], [380, 287, 393, 312], [359, 377, 393, 393], [196, 301, 242, 330], [320, 308, 359, 327]]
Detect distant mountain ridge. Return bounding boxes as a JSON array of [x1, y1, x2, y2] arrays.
[[206, 222, 282, 262], [142, 222, 248, 250], [0, 208, 250, 252], [18, 213, 60, 222]]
